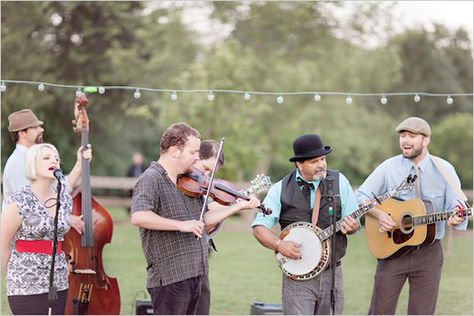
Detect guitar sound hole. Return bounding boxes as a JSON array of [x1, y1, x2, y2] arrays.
[[400, 214, 413, 231], [392, 229, 414, 244]]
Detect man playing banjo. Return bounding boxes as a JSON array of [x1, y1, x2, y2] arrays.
[[252, 133, 360, 315]]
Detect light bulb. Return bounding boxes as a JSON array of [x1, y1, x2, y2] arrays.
[[98, 87, 105, 94], [171, 91, 178, 101], [446, 96, 453, 105], [314, 93, 321, 102], [37, 83, 45, 91], [346, 96, 352, 105], [277, 95, 284, 104], [380, 96, 387, 105], [208, 92, 215, 101], [414, 94, 421, 103], [134, 89, 141, 99], [244, 92, 251, 101]]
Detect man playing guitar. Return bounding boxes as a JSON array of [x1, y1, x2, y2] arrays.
[[356, 117, 468, 315]]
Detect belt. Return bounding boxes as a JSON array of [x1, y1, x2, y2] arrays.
[[15, 240, 63, 255]]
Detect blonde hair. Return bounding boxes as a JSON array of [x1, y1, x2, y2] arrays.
[[25, 143, 60, 183]]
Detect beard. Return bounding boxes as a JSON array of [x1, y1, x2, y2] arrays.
[[183, 164, 195, 175], [313, 169, 327, 181], [401, 145, 423, 159], [35, 134, 44, 144]]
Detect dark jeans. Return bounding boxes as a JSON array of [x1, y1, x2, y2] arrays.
[[368, 240, 443, 315], [8, 289, 67, 315], [148, 276, 205, 315], [195, 274, 211, 315]]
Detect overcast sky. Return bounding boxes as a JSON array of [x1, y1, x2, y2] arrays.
[[394, 1, 473, 38], [177, 1, 474, 46]]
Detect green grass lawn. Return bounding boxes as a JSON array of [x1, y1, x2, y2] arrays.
[[1, 208, 472, 315]]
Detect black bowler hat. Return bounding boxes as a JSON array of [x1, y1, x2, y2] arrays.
[[289, 134, 332, 162]]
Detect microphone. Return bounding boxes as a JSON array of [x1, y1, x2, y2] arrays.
[[325, 176, 335, 200], [53, 168, 65, 181], [325, 176, 335, 216]]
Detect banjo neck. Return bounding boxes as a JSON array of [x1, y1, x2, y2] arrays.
[[317, 188, 400, 241]]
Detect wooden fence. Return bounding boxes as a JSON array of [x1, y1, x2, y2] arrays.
[[2, 175, 473, 209], [90, 176, 258, 208], [90, 176, 474, 209]]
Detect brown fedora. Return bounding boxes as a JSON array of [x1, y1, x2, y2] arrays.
[[8, 109, 43, 132]]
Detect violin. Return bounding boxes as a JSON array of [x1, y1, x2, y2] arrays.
[[177, 167, 272, 215]]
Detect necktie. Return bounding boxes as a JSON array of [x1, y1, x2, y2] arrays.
[[413, 163, 421, 198]]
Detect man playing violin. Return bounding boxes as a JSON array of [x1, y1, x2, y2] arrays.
[[131, 124, 259, 315], [194, 139, 261, 315], [252, 134, 359, 315]]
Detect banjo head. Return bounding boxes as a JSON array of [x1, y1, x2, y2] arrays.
[[275, 221, 330, 281]]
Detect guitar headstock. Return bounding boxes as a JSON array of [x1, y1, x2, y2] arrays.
[[388, 174, 416, 197], [246, 174, 272, 195]]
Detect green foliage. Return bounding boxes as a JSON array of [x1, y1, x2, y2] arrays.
[[430, 113, 473, 189], [1, 2, 472, 187], [384, 25, 473, 123], [1, 2, 198, 175]]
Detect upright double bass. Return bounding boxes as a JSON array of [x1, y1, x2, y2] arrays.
[[63, 92, 121, 314]]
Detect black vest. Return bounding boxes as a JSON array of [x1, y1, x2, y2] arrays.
[[279, 169, 347, 263]]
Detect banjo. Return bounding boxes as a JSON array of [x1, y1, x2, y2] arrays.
[[275, 175, 416, 281]]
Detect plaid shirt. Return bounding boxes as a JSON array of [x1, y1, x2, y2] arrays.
[[131, 162, 208, 287]]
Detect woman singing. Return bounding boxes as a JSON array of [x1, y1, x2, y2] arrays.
[[1, 143, 73, 315]]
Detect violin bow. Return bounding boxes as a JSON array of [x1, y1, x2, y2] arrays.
[[198, 137, 225, 223]]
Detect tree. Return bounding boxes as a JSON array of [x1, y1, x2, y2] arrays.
[[384, 25, 473, 123], [1, 2, 199, 175], [430, 113, 473, 189]]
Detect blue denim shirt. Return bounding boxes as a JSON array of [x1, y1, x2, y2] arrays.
[[355, 152, 467, 239]]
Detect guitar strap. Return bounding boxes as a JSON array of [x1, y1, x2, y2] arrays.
[[311, 186, 322, 225], [430, 155, 468, 203]]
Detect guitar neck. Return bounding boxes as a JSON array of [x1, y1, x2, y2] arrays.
[[318, 190, 395, 241], [409, 208, 473, 227], [242, 187, 254, 196]]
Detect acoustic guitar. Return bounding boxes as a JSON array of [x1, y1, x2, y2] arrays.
[[365, 198, 472, 259]]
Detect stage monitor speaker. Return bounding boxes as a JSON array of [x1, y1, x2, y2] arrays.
[[135, 299, 153, 315], [250, 301, 283, 315]]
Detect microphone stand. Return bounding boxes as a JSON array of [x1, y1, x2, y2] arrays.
[[326, 177, 337, 315], [48, 180, 62, 316]]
